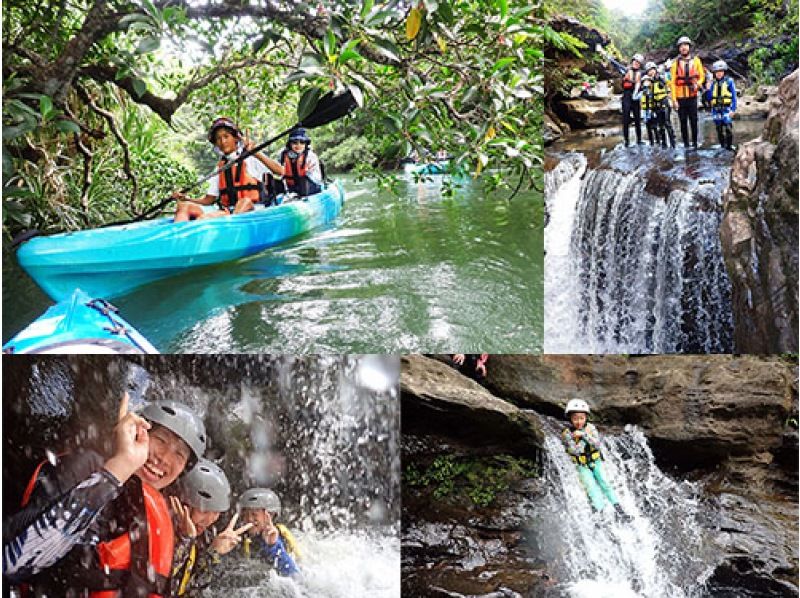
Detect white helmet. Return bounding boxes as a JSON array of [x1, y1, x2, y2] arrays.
[[676, 36, 693, 47], [644, 61, 658, 71], [712, 60, 728, 72], [565, 399, 591, 416], [632, 53, 645, 64]]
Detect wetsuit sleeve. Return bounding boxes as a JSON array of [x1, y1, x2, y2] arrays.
[[696, 58, 706, 91], [256, 536, 299, 576], [729, 78, 738, 111], [207, 175, 220, 198], [3, 469, 122, 583], [670, 62, 678, 101], [561, 428, 585, 458]]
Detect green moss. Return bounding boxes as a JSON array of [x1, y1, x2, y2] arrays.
[[403, 454, 539, 508]]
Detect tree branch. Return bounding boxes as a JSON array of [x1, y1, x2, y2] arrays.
[[76, 85, 138, 212]]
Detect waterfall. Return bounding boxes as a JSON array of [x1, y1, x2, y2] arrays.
[[534, 421, 717, 598], [545, 148, 735, 353]]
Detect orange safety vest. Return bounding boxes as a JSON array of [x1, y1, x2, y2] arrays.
[[672, 57, 703, 99], [217, 159, 262, 209], [281, 150, 310, 191], [92, 483, 174, 598]]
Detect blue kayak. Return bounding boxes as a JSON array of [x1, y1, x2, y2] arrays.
[[404, 161, 448, 175], [17, 182, 345, 301], [3, 289, 158, 354]]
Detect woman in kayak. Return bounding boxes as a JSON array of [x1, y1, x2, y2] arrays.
[[172, 117, 284, 222]]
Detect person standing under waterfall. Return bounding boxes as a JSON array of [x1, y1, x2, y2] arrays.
[[621, 53, 645, 147], [670, 36, 706, 149], [561, 399, 630, 521], [709, 60, 737, 150]]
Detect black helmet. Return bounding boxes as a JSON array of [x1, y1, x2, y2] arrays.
[[287, 127, 311, 144], [208, 117, 242, 143]]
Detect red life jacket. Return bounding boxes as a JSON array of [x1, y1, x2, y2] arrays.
[[217, 158, 263, 209]]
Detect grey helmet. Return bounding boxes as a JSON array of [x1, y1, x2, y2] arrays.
[[239, 487, 282, 516], [640, 75, 652, 85], [676, 35, 693, 47], [644, 61, 658, 72], [711, 60, 728, 72], [141, 400, 207, 462], [174, 459, 231, 512], [631, 53, 645, 64]]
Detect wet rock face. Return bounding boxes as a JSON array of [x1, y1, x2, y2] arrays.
[[401, 355, 543, 455], [720, 68, 799, 353], [552, 96, 621, 130]]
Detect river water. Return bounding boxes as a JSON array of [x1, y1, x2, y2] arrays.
[[3, 172, 543, 353]]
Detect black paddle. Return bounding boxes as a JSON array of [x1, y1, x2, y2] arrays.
[[106, 89, 358, 227]]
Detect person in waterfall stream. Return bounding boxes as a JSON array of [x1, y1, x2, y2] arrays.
[[561, 399, 630, 521], [238, 487, 301, 576]]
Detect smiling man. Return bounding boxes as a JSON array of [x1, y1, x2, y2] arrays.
[[3, 396, 206, 597]]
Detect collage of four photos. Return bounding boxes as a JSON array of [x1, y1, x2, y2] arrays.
[[2, 0, 798, 597]]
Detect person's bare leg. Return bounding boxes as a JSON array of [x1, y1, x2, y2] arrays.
[[232, 198, 254, 214], [174, 201, 206, 223]]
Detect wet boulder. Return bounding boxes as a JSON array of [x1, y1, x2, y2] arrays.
[[401, 355, 543, 455], [553, 96, 621, 130], [720, 68, 799, 353]]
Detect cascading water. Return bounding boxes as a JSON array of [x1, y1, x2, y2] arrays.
[[534, 421, 718, 598], [545, 147, 735, 354]]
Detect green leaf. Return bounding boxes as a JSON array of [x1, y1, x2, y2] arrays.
[[496, 0, 508, 19], [3, 123, 35, 140], [323, 29, 335, 57], [492, 57, 515, 72], [372, 38, 401, 63], [55, 120, 81, 134], [381, 115, 402, 133], [297, 87, 323, 121], [360, 0, 374, 20], [136, 36, 160, 54], [120, 13, 151, 27], [2, 148, 14, 179], [284, 67, 325, 84], [338, 48, 362, 64], [131, 78, 147, 98], [39, 96, 53, 118]]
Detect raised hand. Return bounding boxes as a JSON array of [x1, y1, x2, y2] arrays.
[[104, 392, 151, 484], [170, 496, 198, 538], [261, 511, 280, 546], [211, 513, 254, 555]]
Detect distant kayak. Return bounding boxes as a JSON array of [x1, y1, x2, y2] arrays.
[[3, 289, 158, 354], [404, 161, 449, 175], [16, 182, 345, 301]]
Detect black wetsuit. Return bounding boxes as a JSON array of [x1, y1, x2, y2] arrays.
[[621, 68, 642, 146]]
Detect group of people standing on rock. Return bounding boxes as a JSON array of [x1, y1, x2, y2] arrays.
[[618, 36, 738, 151], [3, 395, 301, 597]]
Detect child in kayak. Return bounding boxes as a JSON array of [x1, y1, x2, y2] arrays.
[[3, 395, 206, 596], [561, 399, 629, 521], [169, 459, 253, 596], [173, 117, 284, 222], [278, 128, 324, 197], [239, 487, 301, 576]]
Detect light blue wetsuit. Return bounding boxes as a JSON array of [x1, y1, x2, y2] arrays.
[[561, 423, 620, 511]]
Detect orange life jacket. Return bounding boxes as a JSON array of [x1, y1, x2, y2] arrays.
[[281, 149, 322, 196], [217, 158, 263, 209], [673, 57, 703, 99], [92, 482, 174, 598]]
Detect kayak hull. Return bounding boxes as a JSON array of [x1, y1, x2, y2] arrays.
[[17, 182, 345, 301], [3, 289, 158, 354]]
